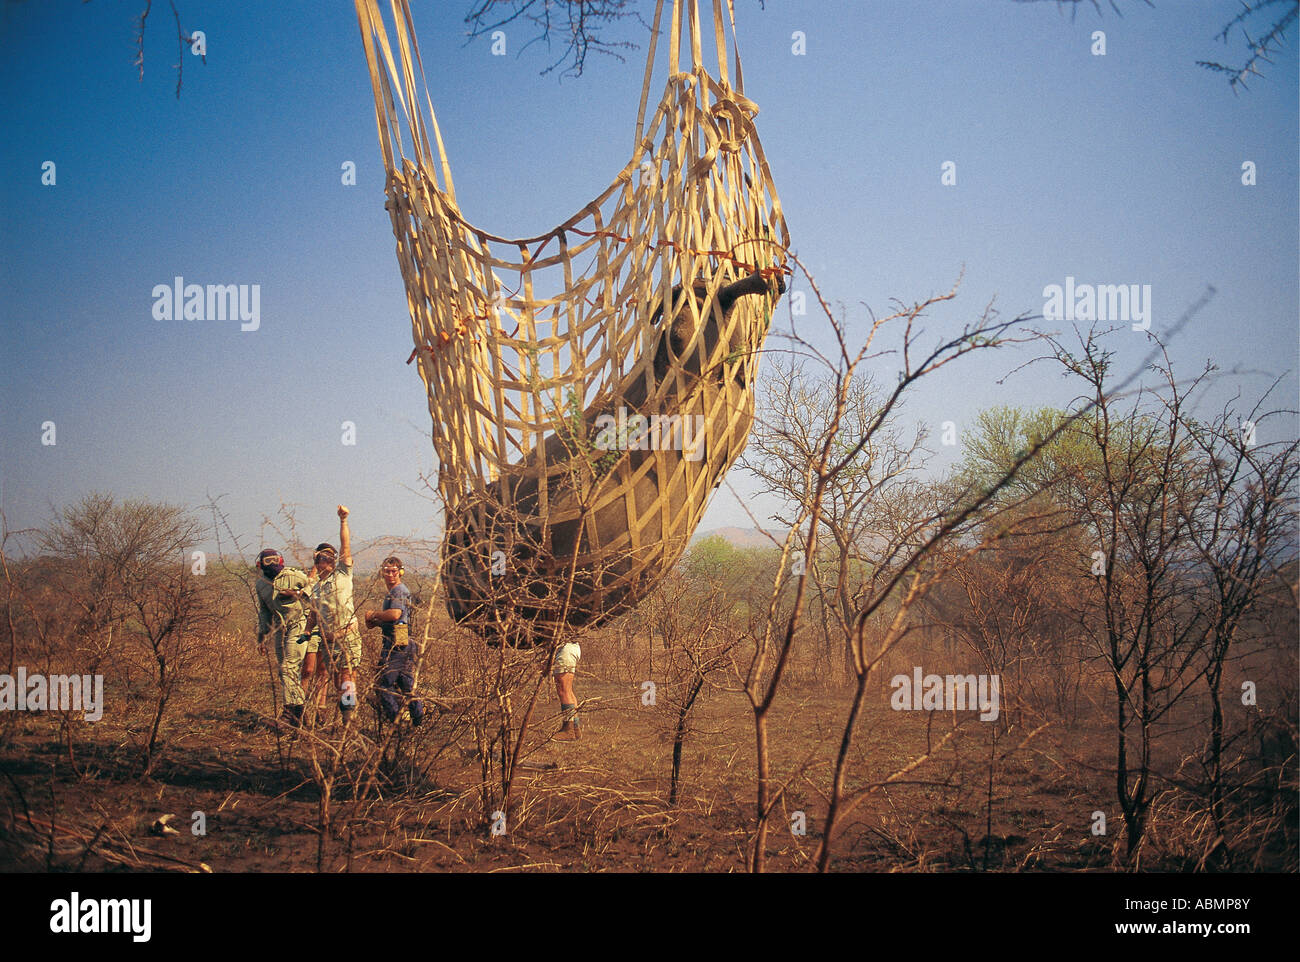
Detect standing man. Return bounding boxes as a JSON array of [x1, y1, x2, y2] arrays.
[[364, 556, 424, 726], [553, 640, 582, 741], [253, 549, 310, 730], [303, 505, 363, 728]]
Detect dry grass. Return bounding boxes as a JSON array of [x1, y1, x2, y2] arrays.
[[3, 615, 1291, 873]]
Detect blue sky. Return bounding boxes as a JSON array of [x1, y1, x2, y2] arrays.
[[2, 0, 1296, 561]]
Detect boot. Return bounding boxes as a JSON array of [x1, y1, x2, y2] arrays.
[[555, 704, 580, 741], [276, 704, 303, 734]]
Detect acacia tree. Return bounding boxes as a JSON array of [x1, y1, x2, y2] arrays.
[[36, 494, 224, 775], [924, 527, 1084, 730], [741, 355, 929, 682], [938, 405, 1128, 729], [1175, 385, 1298, 862], [733, 262, 1071, 871], [464, 0, 647, 76], [127, 551, 225, 775], [735, 265, 1256, 870], [1040, 330, 1276, 863], [934, 354, 1298, 867], [464, 0, 1297, 87], [639, 535, 750, 804], [1196, 0, 1299, 90]]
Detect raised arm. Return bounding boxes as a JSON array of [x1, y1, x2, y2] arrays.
[[338, 504, 352, 567]]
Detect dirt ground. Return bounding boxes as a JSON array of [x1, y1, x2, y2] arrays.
[[9, 631, 1264, 874]]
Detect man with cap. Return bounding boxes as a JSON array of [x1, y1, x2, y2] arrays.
[[303, 505, 363, 727], [364, 555, 424, 726], [253, 548, 311, 730]]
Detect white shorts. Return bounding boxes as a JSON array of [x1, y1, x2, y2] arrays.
[[552, 642, 581, 676]]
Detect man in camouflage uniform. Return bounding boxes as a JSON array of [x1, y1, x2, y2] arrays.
[[253, 548, 311, 730]]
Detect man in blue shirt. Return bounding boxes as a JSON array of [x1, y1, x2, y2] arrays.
[[364, 556, 424, 725]]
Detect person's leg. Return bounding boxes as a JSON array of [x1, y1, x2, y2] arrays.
[[304, 642, 329, 726], [554, 671, 576, 705], [301, 649, 317, 725], [554, 671, 579, 739], [553, 640, 581, 740], [398, 645, 423, 725], [338, 631, 363, 725], [376, 645, 401, 722], [337, 667, 356, 724], [278, 633, 307, 726], [314, 657, 330, 717]]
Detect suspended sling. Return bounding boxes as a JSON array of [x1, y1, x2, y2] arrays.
[[356, 0, 789, 644]]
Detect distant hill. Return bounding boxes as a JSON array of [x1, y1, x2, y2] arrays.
[[691, 526, 780, 549]]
